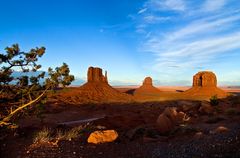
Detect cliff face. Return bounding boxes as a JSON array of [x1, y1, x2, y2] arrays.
[[87, 67, 108, 83], [193, 71, 217, 87]]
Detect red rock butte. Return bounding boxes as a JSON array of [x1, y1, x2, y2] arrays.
[[56, 66, 133, 104], [193, 71, 217, 87], [134, 77, 161, 95], [184, 71, 227, 98], [87, 67, 108, 83]]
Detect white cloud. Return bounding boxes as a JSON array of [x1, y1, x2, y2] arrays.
[[202, 0, 227, 12], [146, 0, 186, 12], [143, 15, 171, 23], [166, 14, 240, 42], [164, 0, 186, 11], [138, 8, 148, 14]]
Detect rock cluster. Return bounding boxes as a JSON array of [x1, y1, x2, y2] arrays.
[[87, 67, 108, 83], [193, 71, 217, 87], [156, 107, 189, 134]]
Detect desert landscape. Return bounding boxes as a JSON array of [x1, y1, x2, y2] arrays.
[[1, 0, 240, 158], [1, 66, 240, 158]]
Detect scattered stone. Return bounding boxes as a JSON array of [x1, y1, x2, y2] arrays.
[[87, 130, 118, 144]]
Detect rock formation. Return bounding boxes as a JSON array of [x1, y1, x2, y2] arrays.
[[56, 66, 133, 104], [184, 71, 227, 99], [134, 77, 160, 96], [87, 67, 108, 83], [192, 71, 217, 87]]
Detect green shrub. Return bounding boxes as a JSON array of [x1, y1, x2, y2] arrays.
[[210, 95, 219, 106]]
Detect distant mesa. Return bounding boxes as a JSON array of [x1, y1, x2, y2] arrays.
[[56, 66, 133, 104], [134, 77, 160, 95], [184, 71, 227, 98]]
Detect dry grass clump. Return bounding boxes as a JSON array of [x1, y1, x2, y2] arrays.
[[33, 125, 90, 145], [33, 127, 52, 143]]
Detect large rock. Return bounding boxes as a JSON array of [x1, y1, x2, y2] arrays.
[[156, 114, 174, 134], [87, 130, 118, 144], [156, 107, 189, 134], [87, 67, 108, 83]]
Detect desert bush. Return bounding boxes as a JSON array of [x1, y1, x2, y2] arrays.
[[0, 44, 75, 127], [210, 95, 219, 106]]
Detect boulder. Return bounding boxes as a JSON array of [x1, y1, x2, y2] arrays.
[[156, 107, 190, 134], [199, 101, 214, 114], [87, 130, 118, 144], [156, 114, 174, 134], [162, 107, 178, 124]]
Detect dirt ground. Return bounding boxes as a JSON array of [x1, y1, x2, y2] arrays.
[[1, 87, 240, 158]]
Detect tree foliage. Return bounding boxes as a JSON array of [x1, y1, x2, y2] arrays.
[[0, 44, 74, 127]]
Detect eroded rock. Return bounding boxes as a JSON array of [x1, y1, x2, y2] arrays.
[[87, 67, 108, 83], [193, 71, 217, 87]]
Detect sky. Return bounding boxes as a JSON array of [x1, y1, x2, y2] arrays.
[[0, 0, 240, 86]]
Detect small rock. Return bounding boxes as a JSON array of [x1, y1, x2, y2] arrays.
[[87, 130, 118, 144], [194, 132, 204, 139], [214, 126, 229, 133]]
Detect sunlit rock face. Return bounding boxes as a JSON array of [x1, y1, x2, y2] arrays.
[[143, 77, 153, 86], [183, 71, 227, 99], [193, 71, 217, 87], [87, 67, 108, 83]]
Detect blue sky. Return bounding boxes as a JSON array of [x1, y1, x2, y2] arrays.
[[0, 0, 240, 86]]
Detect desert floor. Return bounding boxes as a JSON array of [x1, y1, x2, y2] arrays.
[[1, 86, 240, 158]]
